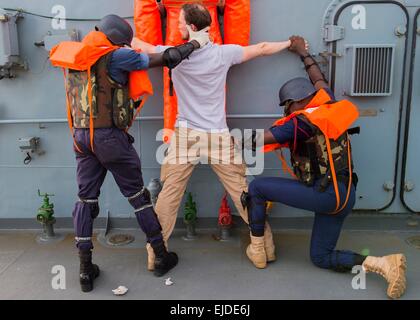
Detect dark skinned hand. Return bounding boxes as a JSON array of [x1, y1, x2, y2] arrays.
[[289, 35, 309, 57]]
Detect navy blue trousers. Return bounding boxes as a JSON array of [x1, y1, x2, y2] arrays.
[[248, 177, 361, 271], [72, 127, 163, 251]]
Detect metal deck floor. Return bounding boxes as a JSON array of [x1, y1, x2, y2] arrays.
[[0, 227, 419, 300]]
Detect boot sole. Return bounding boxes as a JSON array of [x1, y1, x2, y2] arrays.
[[246, 246, 267, 269], [153, 253, 178, 277], [81, 282, 93, 293], [153, 269, 168, 277], [266, 251, 276, 263], [387, 254, 407, 299], [153, 263, 177, 277]]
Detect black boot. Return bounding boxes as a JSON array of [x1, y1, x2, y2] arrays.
[[79, 249, 100, 292], [151, 242, 178, 277]]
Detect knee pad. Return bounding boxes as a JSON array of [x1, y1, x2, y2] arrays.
[[75, 236, 93, 251], [78, 198, 99, 219], [128, 187, 151, 208]]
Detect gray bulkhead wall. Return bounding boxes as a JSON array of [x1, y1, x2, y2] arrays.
[[0, 0, 418, 222]]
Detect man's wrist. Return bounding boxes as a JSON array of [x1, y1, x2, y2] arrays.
[[298, 50, 310, 59]]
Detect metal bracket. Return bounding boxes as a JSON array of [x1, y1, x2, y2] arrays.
[[404, 181, 415, 192], [319, 51, 342, 58], [324, 25, 345, 42], [383, 181, 395, 192]]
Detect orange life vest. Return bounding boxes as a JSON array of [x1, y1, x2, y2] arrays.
[[50, 31, 153, 152], [264, 89, 359, 214], [134, 0, 251, 143]]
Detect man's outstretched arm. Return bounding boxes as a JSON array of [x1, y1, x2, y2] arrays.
[[242, 41, 291, 63], [131, 37, 157, 54]]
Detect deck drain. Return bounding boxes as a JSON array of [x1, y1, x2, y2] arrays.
[[406, 235, 420, 249], [106, 234, 135, 246]]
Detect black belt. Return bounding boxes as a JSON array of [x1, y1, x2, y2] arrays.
[[317, 172, 358, 193]]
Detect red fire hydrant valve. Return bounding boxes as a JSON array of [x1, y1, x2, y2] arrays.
[[218, 192, 233, 227]]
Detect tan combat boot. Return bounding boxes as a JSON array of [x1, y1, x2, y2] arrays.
[[362, 254, 407, 299], [146, 243, 155, 271], [264, 223, 276, 262], [246, 235, 267, 269]]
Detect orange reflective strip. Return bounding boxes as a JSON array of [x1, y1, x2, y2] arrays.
[[126, 95, 150, 131], [332, 134, 353, 215], [275, 149, 297, 179], [322, 131, 340, 212], [87, 67, 94, 152], [62, 68, 83, 154]]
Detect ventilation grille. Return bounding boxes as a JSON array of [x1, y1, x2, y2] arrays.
[[347, 45, 395, 96]]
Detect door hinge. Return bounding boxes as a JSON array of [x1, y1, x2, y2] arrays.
[[324, 25, 345, 42]]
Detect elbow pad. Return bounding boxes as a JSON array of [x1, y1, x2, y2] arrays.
[[162, 42, 196, 69]]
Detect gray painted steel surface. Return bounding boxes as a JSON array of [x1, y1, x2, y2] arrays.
[[1, 0, 420, 223]]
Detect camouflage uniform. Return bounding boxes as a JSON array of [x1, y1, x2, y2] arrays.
[[68, 53, 135, 129], [291, 115, 352, 190]]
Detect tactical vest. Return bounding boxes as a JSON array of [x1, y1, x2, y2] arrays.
[[67, 52, 135, 130], [291, 115, 352, 190], [264, 88, 359, 213]]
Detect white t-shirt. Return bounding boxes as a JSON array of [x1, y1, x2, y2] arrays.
[[156, 42, 244, 132]]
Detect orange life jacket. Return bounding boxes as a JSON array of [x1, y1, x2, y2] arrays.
[[264, 89, 359, 214], [134, 0, 251, 143], [50, 31, 153, 152]]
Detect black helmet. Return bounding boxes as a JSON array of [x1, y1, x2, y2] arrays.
[[95, 14, 133, 46], [278, 77, 317, 106]]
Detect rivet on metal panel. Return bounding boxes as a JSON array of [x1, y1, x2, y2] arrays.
[[394, 26, 407, 37], [383, 181, 395, 191], [404, 181, 415, 192]]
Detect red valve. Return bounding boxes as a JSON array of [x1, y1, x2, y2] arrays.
[[218, 192, 233, 227]]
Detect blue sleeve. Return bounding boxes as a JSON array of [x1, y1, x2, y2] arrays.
[[109, 48, 150, 72], [269, 118, 314, 145]]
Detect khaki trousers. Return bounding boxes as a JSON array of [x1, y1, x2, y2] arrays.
[[156, 127, 249, 242]]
